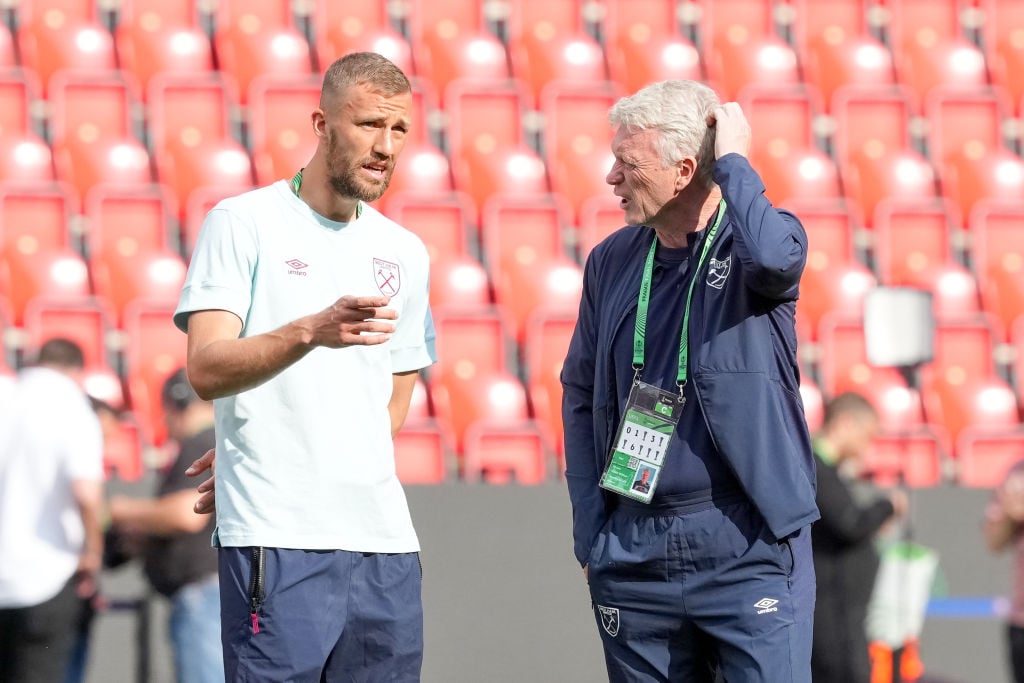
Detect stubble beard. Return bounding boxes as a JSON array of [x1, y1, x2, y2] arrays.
[[326, 131, 392, 203]]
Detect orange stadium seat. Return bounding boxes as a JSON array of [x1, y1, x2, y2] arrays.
[[907, 263, 984, 322], [386, 192, 474, 262], [925, 317, 1002, 386], [208, 0, 296, 33], [958, 428, 1024, 488], [247, 75, 321, 186], [374, 143, 453, 216], [508, 31, 607, 106], [925, 87, 1012, 174], [47, 71, 135, 145], [0, 182, 74, 254], [446, 78, 528, 158], [431, 306, 513, 380], [864, 429, 945, 488], [101, 418, 145, 482], [0, 247, 91, 325], [981, 0, 1024, 113], [802, 32, 896, 110], [494, 256, 582, 344], [90, 248, 186, 325], [830, 85, 914, 168], [872, 199, 959, 285], [524, 309, 576, 457], [602, 0, 702, 93], [212, 24, 313, 106], [696, 0, 778, 49], [410, 1, 509, 95], [21, 298, 113, 370], [0, 134, 55, 184], [115, 20, 213, 100], [450, 145, 548, 222], [462, 421, 551, 484], [0, 70, 38, 139], [941, 146, 1024, 220], [796, 264, 876, 341], [116, 0, 201, 28], [787, 0, 872, 56], [432, 372, 532, 453], [577, 194, 625, 259], [894, 38, 989, 110], [923, 374, 1019, 445], [480, 195, 570, 283], [817, 314, 915, 401], [970, 200, 1024, 335], [428, 255, 492, 310], [540, 82, 618, 176], [53, 136, 153, 205], [0, 21, 14, 68], [146, 73, 237, 158], [310, 0, 393, 61], [707, 34, 801, 102], [122, 300, 187, 445], [84, 185, 174, 259], [155, 137, 254, 215], [754, 145, 842, 208], [783, 200, 859, 274], [393, 423, 450, 484], [841, 148, 938, 229], [17, 14, 117, 95], [737, 85, 821, 162]]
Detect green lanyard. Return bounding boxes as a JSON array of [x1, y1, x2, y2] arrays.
[[290, 169, 362, 219], [633, 200, 726, 393]]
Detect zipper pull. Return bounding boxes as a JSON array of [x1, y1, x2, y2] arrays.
[[250, 612, 260, 634]]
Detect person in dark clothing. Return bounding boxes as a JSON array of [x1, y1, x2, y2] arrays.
[[108, 369, 222, 683], [811, 392, 908, 683]]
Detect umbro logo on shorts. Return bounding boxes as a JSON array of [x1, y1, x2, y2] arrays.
[[754, 597, 779, 614]]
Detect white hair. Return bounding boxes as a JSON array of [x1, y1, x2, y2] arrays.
[[609, 80, 719, 187]]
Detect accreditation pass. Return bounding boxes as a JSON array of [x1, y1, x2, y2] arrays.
[[599, 381, 684, 503]]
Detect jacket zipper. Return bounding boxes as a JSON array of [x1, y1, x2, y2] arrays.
[[249, 547, 265, 634]]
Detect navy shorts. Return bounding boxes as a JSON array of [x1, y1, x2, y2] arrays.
[[587, 493, 815, 682], [219, 547, 423, 682]]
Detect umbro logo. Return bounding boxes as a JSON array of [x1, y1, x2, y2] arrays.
[[754, 597, 779, 614], [286, 259, 308, 276]]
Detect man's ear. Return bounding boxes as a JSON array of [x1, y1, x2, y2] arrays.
[[312, 109, 327, 138], [675, 156, 697, 192]]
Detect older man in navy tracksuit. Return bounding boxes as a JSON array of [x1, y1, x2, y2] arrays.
[[561, 80, 819, 682]]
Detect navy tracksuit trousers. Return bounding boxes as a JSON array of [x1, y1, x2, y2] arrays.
[[586, 492, 815, 682]]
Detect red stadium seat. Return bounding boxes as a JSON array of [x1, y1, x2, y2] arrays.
[[431, 372, 532, 453], [431, 307, 512, 381], [927, 317, 1001, 384], [47, 71, 135, 145], [115, 21, 213, 101], [122, 300, 187, 445], [981, 0, 1024, 113], [213, 24, 313, 106], [737, 85, 821, 162], [941, 147, 1024, 220], [53, 136, 154, 204], [817, 314, 914, 401], [706, 34, 800, 102], [208, 0, 296, 33], [697, 0, 778, 50], [21, 298, 113, 370], [803, 33, 896, 109], [830, 85, 914, 168], [872, 199, 959, 285], [247, 76, 321, 186], [524, 309, 577, 456], [417, 28, 509, 98], [540, 82, 618, 175], [386, 192, 473, 262], [864, 429, 945, 488], [0, 182, 74, 254], [841, 148, 938, 229], [90, 248, 187, 325], [577, 194, 625, 259], [84, 185, 174, 258], [146, 73, 237, 158], [754, 145, 842, 208], [508, 31, 607, 105], [155, 137, 254, 213], [0, 247, 91, 325], [783, 200, 859, 274], [0, 70, 38, 139], [924, 87, 1012, 172], [957, 428, 1024, 488], [374, 144, 453, 216], [970, 200, 1024, 334], [894, 38, 988, 109], [462, 420, 551, 484], [495, 256, 582, 344], [310, 0, 392, 55], [318, 27, 414, 83], [797, 265, 876, 341], [116, 0, 201, 27], [602, 0, 701, 93], [429, 255, 492, 310], [480, 195, 570, 284], [393, 423, 450, 484], [17, 16, 117, 94], [905, 263, 983, 322], [451, 146, 549, 222], [0, 134, 55, 184]]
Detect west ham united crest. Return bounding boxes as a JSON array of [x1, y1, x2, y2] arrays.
[[373, 258, 401, 296], [706, 255, 731, 289], [596, 604, 620, 637]]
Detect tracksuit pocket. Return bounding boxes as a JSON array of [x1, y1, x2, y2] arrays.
[[248, 546, 266, 634]]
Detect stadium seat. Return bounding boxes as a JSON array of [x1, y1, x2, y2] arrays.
[[602, 0, 702, 93], [904, 263, 984, 322], [970, 200, 1024, 335], [0, 134, 55, 184], [101, 417, 145, 482], [802, 33, 896, 110], [893, 37, 988, 109], [754, 145, 842, 209], [47, 71, 136, 145], [416, 23, 509, 97], [841, 148, 938, 229], [737, 84, 821, 162], [452, 145, 549, 222], [696, 0, 778, 50], [21, 298, 113, 369], [524, 309, 577, 456], [207, 0, 297, 33], [53, 136, 154, 205], [957, 428, 1024, 488], [115, 21, 213, 101], [122, 300, 187, 445], [247, 75, 321, 186], [0, 21, 14, 69], [797, 265, 876, 342], [872, 199, 959, 285], [386, 192, 474, 262], [309, 0, 393, 58], [445, 78, 529, 158], [462, 420, 551, 484], [548, 141, 614, 228], [0, 70, 38, 139], [924, 87, 1012, 173], [0, 247, 91, 325], [817, 314, 915, 401], [864, 429, 945, 488], [17, 15, 117, 94], [317, 26, 414, 81], [431, 306, 513, 381], [941, 146, 1024, 220], [508, 31, 607, 105], [393, 422, 450, 484], [981, 0, 1024, 113], [577, 194, 625, 259], [431, 372, 532, 453], [180, 185, 245, 255], [830, 85, 914, 168], [155, 137, 254, 215], [494, 256, 583, 344], [706, 34, 801, 102], [84, 184, 174, 258], [927, 317, 1001, 384], [374, 143, 453, 216], [0, 182, 74, 254], [480, 195, 570, 284], [146, 73, 237, 159], [90, 247, 187, 325], [212, 24, 313, 106], [783, 200, 859, 274], [116, 0, 199, 27], [540, 82, 618, 177], [428, 255, 492, 310]]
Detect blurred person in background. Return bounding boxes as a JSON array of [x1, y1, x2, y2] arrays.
[[107, 368, 222, 683], [984, 456, 1024, 683], [0, 339, 105, 683], [811, 391, 908, 683]]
